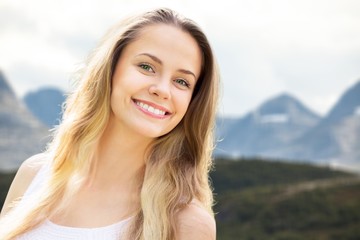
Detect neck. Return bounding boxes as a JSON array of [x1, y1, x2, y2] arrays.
[[90, 117, 153, 188]]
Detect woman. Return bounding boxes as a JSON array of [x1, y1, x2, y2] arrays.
[[0, 8, 218, 240]]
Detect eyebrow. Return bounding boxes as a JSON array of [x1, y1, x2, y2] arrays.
[[136, 53, 197, 79]]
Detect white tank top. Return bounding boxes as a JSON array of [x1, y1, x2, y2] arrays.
[[17, 163, 132, 240]]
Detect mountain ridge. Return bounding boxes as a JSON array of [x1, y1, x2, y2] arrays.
[[286, 80, 360, 165], [0, 71, 49, 171], [216, 92, 321, 158], [24, 87, 65, 127], [216, 79, 360, 170]]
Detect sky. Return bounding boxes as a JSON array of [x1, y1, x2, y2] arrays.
[[1, 0, 360, 117]]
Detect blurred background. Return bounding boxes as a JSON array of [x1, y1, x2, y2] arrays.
[[1, 0, 360, 239]]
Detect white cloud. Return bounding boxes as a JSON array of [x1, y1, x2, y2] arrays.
[[1, 0, 360, 117]]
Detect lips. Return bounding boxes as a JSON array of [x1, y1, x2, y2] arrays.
[[132, 99, 171, 118]]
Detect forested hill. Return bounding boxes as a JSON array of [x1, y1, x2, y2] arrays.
[[211, 158, 352, 194], [210, 158, 360, 240]]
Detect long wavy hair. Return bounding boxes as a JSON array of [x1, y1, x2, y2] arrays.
[[0, 8, 219, 240]]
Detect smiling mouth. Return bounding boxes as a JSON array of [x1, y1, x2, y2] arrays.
[[133, 99, 171, 117]]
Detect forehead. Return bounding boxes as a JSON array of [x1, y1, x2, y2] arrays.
[[121, 24, 202, 77]]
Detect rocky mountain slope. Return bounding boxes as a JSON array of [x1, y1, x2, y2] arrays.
[[0, 71, 49, 171], [216, 80, 360, 170], [216, 93, 321, 157], [282, 81, 360, 167], [24, 87, 65, 127]]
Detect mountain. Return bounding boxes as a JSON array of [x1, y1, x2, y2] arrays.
[[24, 88, 65, 127], [282, 80, 360, 167], [215, 93, 321, 158], [216, 80, 360, 170], [0, 71, 49, 171]]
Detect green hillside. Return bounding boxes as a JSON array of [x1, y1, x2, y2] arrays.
[[211, 158, 360, 240]]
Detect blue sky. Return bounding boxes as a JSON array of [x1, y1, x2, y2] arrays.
[[1, 0, 360, 116]]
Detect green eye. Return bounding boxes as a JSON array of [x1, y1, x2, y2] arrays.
[[139, 63, 154, 72], [175, 79, 190, 88]]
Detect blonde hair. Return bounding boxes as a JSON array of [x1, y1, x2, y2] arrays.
[[0, 8, 219, 240]]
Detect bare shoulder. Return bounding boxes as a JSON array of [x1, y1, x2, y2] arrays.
[[176, 199, 216, 240], [0, 153, 48, 216]]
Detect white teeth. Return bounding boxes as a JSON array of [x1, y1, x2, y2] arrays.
[[135, 101, 166, 116]]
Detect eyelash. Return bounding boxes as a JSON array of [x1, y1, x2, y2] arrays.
[[175, 78, 190, 88], [138, 63, 155, 73]]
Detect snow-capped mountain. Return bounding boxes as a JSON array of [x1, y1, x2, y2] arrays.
[[216, 93, 320, 158], [280, 81, 360, 167], [216, 80, 360, 170]]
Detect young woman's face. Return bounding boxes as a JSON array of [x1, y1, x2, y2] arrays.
[[110, 24, 202, 139]]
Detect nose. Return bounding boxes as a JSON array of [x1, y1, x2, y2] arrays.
[[149, 78, 171, 100]]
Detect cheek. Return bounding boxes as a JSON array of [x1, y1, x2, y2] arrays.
[[112, 61, 141, 87], [176, 94, 193, 117]]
